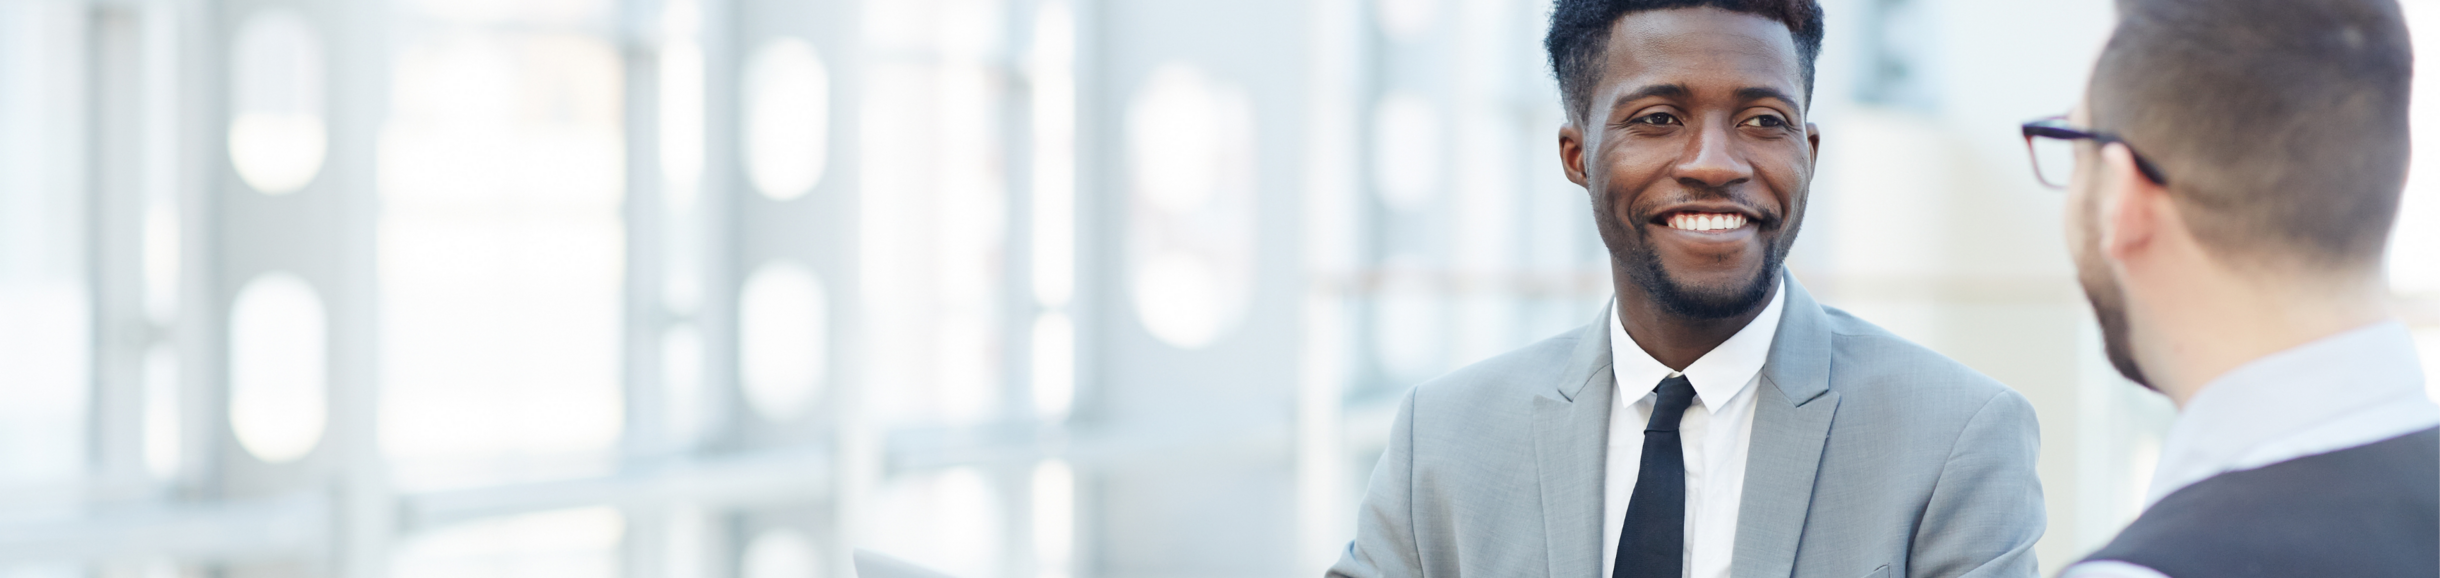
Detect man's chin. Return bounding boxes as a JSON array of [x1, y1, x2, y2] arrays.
[[1644, 266, 1777, 320]]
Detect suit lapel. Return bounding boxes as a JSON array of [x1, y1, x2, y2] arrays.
[[1731, 275, 1840, 578], [1536, 303, 1618, 578]]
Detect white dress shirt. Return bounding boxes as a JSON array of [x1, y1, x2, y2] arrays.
[[1601, 288, 1784, 578], [2061, 320, 2440, 578]]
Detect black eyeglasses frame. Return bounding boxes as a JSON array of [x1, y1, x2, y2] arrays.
[[2020, 115, 2171, 189]]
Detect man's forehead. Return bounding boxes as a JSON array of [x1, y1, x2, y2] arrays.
[[1596, 8, 1802, 98]]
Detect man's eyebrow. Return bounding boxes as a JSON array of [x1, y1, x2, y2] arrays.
[[1735, 86, 1801, 106], [1608, 83, 1691, 111]]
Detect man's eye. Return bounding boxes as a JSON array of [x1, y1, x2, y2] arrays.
[[1633, 112, 1679, 126], [1742, 115, 1787, 128]]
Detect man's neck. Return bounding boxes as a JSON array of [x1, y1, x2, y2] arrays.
[[1613, 268, 1780, 372], [2131, 264, 2388, 407]]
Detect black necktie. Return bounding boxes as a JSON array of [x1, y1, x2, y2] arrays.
[[1616, 375, 1695, 578]]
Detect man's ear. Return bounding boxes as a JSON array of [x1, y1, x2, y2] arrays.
[[2099, 142, 2168, 262], [1804, 121, 1821, 171], [1559, 122, 1588, 187]]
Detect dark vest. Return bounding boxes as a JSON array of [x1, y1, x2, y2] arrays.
[[2081, 427, 2440, 578]]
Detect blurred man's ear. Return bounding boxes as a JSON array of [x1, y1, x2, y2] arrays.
[[1805, 122, 1821, 169], [2100, 142, 2169, 264], [1559, 123, 1589, 187]]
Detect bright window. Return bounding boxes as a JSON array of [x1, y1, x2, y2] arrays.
[[377, 0, 627, 490]]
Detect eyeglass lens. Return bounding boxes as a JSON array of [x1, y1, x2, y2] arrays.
[[2028, 135, 2079, 188]]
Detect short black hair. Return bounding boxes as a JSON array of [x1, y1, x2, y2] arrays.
[[2089, 0, 2412, 269], [1544, 0, 1825, 122]]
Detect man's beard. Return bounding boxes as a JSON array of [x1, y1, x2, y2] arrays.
[[2074, 205, 2155, 389], [1601, 203, 1787, 320]]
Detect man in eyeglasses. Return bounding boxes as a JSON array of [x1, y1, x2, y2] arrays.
[[2035, 0, 2439, 576], [1329, 1, 2046, 577]]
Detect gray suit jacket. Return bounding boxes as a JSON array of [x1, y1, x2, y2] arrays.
[[1328, 276, 2043, 578]]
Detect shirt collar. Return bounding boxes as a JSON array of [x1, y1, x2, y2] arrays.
[[2147, 320, 2432, 503], [1611, 286, 1787, 408]]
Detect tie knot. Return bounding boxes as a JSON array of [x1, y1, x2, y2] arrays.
[[1645, 375, 1696, 433]]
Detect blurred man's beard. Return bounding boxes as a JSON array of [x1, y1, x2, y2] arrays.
[[2075, 213, 2154, 389], [1610, 215, 1786, 320]]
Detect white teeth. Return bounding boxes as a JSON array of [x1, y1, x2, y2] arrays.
[[1668, 212, 1747, 232]]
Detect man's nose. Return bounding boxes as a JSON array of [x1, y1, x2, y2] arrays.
[[1672, 120, 1753, 189]]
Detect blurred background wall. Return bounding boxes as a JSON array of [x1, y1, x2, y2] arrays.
[[2, 0, 2438, 577]]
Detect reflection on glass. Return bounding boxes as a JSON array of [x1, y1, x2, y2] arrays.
[[1033, 460, 1075, 578], [1374, 0, 1438, 41], [228, 9, 326, 195], [378, 13, 626, 490], [143, 200, 179, 324], [1125, 63, 1258, 349], [228, 272, 327, 464], [662, 324, 707, 445], [740, 527, 820, 578], [144, 343, 180, 478], [743, 38, 832, 201], [870, 468, 1001, 578], [664, 505, 714, 578], [390, 507, 624, 578], [1031, 312, 1075, 419], [739, 261, 829, 421]]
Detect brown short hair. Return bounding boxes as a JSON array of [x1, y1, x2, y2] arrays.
[[2089, 0, 2413, 269]]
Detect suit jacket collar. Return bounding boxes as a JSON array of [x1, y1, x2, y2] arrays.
[[1537, 271, 1840, 578], [1757, 272, 1835, 407], [1547, 300, 1617, 403]]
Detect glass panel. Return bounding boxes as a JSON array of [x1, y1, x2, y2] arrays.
[[661, 0, 706, 316], [227, 9, 326, 195], [1125, 63, 1257, 349], [1030, 312, 1075, 419], [144, 343, 181, 478], [868, 468, 1001, 578], [738, 260, 829, 421], [227, 272, 328, 464], [661, 324, 708, 445], [390, 508, 624, 578], [739, 527, 820, 578], [0, 0, 89, 488], [742, 38, 832, 201], [1032, 460, 1075, 578], [861, 0, 1009, 425], [377, 5, 626, 490], [1029, 1, 1077, 309], [1370, 92, 1441, 212]]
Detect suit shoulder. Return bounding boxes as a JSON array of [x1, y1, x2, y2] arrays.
[[1819, 305, 2017, 406]]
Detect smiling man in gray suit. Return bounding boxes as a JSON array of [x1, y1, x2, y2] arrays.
[[1326, 1, 2045, 577]]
